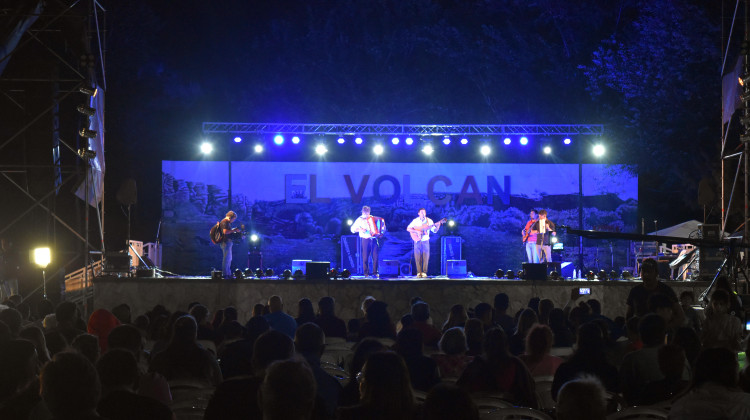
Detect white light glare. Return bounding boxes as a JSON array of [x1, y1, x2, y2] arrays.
[[315, 144, 328, 155], [405, 137, 414, 145], [460, 138, 468, 145], [337, 137, 345, 144], [254, 144, 264, 153], [355, 137, 363, 145], [33, 247, 51, 268], [273, 135, 284, 145], [592, 144, 606, 157], [520, 137, 529, 145], [233, 136, 242, 143], [292, 136, 301, 144], [347, 219, 353, 226], [250, 234, 259, 242], [543, 146, 552, 154], [373, 144, 384, 155], [200, 142, 213, 154], [422, 144, 434, 155], [480, 145, 491, 156], [391, 137, 400, 145]]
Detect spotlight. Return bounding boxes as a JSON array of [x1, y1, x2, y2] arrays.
[[265, 268, 274, 277], [460, 138, 468, 145], [517, 270, 524, 279], [503, 138, 511, 145], [563, 138, 572, 145], [405, 137, 414, 145], [373, 144, 384, 155], [234, 269, 243, 280], [495, 269, 505, 279], [243, 268, 254, 278], [255, 268, 264, 278], [250, 234, 259, 242], [621, 270, 632, 279], [282, 269, 292, 279], [79, 86, 98, 97], [355, 137, 363, 145], [550, 271, 561, 280], [273, 135, 284, 145], [392, 137, 400, 145], [315, 144, 328, 155], [610, 270, 617, 280], [341, 269, 351, 279], [520, 137, 528, 145], [448, 220, 455, 227], [550, 236, 558, 243], [443, 137, 451, 145], [292, 136, 301, 144], [254, 144, 264, 153], [346, 219, 353, 226], [33, 247, 51, 269], [329, 268, 339, 280], [337, 137, 345, 144], [597, 270, 607, 281], [506, 270, 516, 279], [76, 104, 96, 117], [293, 269, 304, 279], [543, 146, 552, 154], [233, 136, 242, 143], [422, 144, 434, 155], [586, 271, 596, 280], [592, 144, 605, 157], [77, 149, 96, 160], [79, 128, 98, 138], [480, 145, 491, 156], [200, 142, 213, 154]]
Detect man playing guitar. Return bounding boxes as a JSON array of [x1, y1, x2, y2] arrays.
[[530, 209, 556, 263], [219, 211, 243, 278], [522, 209, 539, 263], [350, 206, 386, 278], [406, 208, 446, 278]]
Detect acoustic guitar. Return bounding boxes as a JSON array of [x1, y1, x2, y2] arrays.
[[409, 218, 447, 242]]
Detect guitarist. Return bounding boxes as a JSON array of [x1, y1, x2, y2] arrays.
[[219, 211, 242, 278], [522, 209, 539, 263], [406, 208, 444, 278], [350, 206, 385, 278], [530, 209, 556, 263]]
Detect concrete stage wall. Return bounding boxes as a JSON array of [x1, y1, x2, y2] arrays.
[[92, 276, 709, 324]]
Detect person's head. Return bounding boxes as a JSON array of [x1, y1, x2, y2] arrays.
[[483, 327, 511, 363], [638, 313, 667, 347], [625, 316, 640, 341], [418, 208, 426, 218], [223, 306, 238, 322], [41, 351, 101, 418], [189, 304, 210, 324], [679, 290, 695, 306], [297, 298, 314, 319], [575, 322, 605, 354], [0, 308, 22, 337], [19, 325, 51, 364], [672, 326, 702, 366], [71, 333, 100, 365], [692, 347, 739, 389], [411, 301, 430, 322], [525, 324, 554, 360], [294, 322, 325, 357], [538, 299, 554, 321], [556, 375, 607, 420], [96, 348, 139, 391], [493, 293, 510, 313], [710, 289, 731, 314], [171, 314, 198, 345], [37, 298, 55, 319], [107, 324, 144, 358], [396, 327, 423, 357], [260, 359, 317, 420], [361, 206, 371, 217], [245, 315, 271, 342], [423, 383, 479, 420], [226, 210, 237, 221], [268, 295, 283, 313], [0, 339, 38, 400], [318, 296, 336, 317], [252, 330, 295, 374], [657, 344, 686, 380], [529, 209, 538, 219], [640, 258, 658, 285], [223, 321, 244, 340], [548, 308, 566, 328], [87, 309, 121, 352], [399, 314, 414, 331], [538, 209, 547, 219], [464, 318, 484, 348], [348, 338, 386, 377], [365, 300, 391, 326], [439, 327, 468, 355], [515, 308, 538, 336], [474, 302, 493, 325], [445, 304, 468, 327], [586, 299, 601, 316], [647, 293, 674, 321], [111, 303, 132, 324], [361, 296, 376, 315], [358, 352, 414, 411], [55, 301, 79, 325], [252, 303, 267, 317]]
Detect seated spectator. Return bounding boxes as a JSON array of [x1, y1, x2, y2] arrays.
[[432, 327, 474, 378], [474, 302, 498, 332], [259, 359, 318, 420], [680, 290, 702, 333], [423, 383, 479, 420], [648, 293, 680, 333], [398, 314, 414, 333], [556, 375, 607, 420], [0, 339, 41, 419], [670, 347, 750, 418], [220, 316, 270, 380], [263, 296, 298, 339], [672, 326, 702, 369], [337, 351, 416, 420], [41, 351, 104, 420], [410, 301, 442, 347], [96, 349, 173, 420], [457, 328, 537, 408], [706, 276, 744, 319], [464, 318, 484, 356], [442, 304, 468, 332], [314, 296, 347, 340], [358, 300, 396, 341], [609, 315, 641, 367], [296, 298, 317, 326], [216, 306, 243, 343], [340, 339, 386, 406], [552, 322, 619, 400], [72, 333, 101, 365], [538, 299, 554, 325], [639, 344, 690, 405], [45, 301, 86, 345], [87, 308, 121, 353], [149, 314, 222, 386], [701, 289, 743, 351], [252, 303, 267, 317], [19, 325, 51, 366], [0, 308, 22, 338], [111, 303, 132, 325], [626, 258, 683, 327], [519, 324, 563, 377], [549, 308, 575, 347], [509, 308, 538, 356], [493, 293, 515, 334], [190, 304, 220, 343], [347, 296, 376, 341], [295, 323, 343, 419], [395, 328, 440, 392]]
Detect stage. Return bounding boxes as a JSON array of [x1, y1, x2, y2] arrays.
[[90, 275, 708, 324]]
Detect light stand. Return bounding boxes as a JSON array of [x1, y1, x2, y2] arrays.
[[33, 247, 51, 299]]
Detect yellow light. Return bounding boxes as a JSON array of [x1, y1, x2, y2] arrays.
[[34, 247, 51, 268]]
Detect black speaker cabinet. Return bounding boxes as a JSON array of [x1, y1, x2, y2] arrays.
[[523, 263, 548, 281], [305, 261, 330, 281], [104, 252, 131, 272]]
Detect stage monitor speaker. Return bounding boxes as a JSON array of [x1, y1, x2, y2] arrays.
[[380, 260, 399, 278], [340, 235, 362, 274], [441, 236, 463, 276], [446, 260, 467, 278], [211, 270, 223, 281], [292, 259, 312, 275], [523, 263, 548, 281], [248, 251, 263, 271], [104, 252, 131, 272], [306, 261, 330, 281], [400, 263, 412, 276], [136, 268, 156, 278]]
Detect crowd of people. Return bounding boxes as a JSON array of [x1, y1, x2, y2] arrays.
[[0, 258, 749, 419]]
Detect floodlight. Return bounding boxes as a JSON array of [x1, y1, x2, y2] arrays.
[[315, 144, 328, 155], [273, 135, 284, 145], [563, 138, 572, 145], [76, 104, 96, 117], [254, 144, 264, 153], [503, 138, 511, 145], [347, 219, 353, 226], [337, 137, 345, 144], [355, 137, 363, 145], [460, 138, 468, 145], [200, 142, 213, 154], [480, 145, 491, 156], [391, 137, 400, 145], [543, 146, 552, 154], [405, 137, 414, 145], [34, 247, 51, 268], [250, 234, 259, 242], [443, 137, 451, 145], [592, 144, 605, 157], [448, 220, 455, 227], [79, 128, 97, 138], [373, 144, 384, 155], [422, 144, 434, 155], [79, 86, 98, 97], [292, 136, 301, 144], [233, 136, 242, 143], [520, 137, 528, 145]]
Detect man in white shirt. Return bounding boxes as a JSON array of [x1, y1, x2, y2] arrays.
[[350, 206, 385, 278], [531, 209, 556, 263], [406, 208, 442, 278]]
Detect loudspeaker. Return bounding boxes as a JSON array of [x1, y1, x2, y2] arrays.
[[292, 259, 312, 275], [446, 260, 467, 277], [248, 251, 263, 271], [306, 262, 330, 281], [400, 263, 412, 276], [116, 178, 137, 206], [380, 260, 399, 278], [136, 268, 156, 278], [340, 235, 362, 274], [441, 236, 463, 276], [104, 252, 131, 272], [560, 262, 574, 279], [523, 263, 548, 281], [211, 270, 223, 281], [698, 224, 723, 277]]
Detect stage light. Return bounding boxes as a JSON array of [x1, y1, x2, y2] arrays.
[[550, 236, 558, 243], [373, 144, 384, 155], [346, 219, 353, 226], [77, 104, 96, 117], [329, 268, 339, 280], [254, 144, 264, 153], [520, 137, 528, 145], [480, 145, 491, 156], [265, 268, 274, 277], [79, 128, 97, 138], [234, 269, 243, 280], [506, 270, 516, 279], [448, 220, 455, 227], [200, 142, 213, 154], [34, 247, 51, 269], [422, 144, 434, 155], [550, 271, 561, 280], [293, 269, 304, 279], [355, 137, 363, 145], [282, 269, 292, 279], [610, 270, 617, 280], [563, 138, 572, 145], [443, 137, 451, 145], [79, 86, 98, 97], [273, 135, 284, 145], [597, 270, 607, 281], [250, 234, 259, 242], [255, 268, 264, 278], [503, 138, 511, 145], [741, 74, 750, 86], [243, 268, 253, 278], [315, 144, 328, 155], [233, 136, 242, 143], [621, 270, 632, 279], [495, 269, 505, 279], [405, 137, 414, 145], [341, 269, 351, 278], [77, 149, 96, 160], [292, 136, 301, 144], [337, 137, 345, 144], [592, 144, 605, 157], [543, 146, 552, 154], [391, 137, 400, 145], [460, 138, 468, 145]]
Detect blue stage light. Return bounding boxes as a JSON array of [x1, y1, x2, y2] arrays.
[[292, 136, 300, 144], [233, 136, 242, 143], [405, 137, 414, 145], [392, 137, 400, 145], [460, 138, 468, 145], [503, 138, 511, 145], [520, 137, 528, 145], [443, 137, 451, 145], [337, 137, 345, 144], [355, 137, 363, 145], [273, 135, 284, 145], [563, 138, 572, 145]]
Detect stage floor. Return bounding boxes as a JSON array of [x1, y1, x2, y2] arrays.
[[90, 275, 709, 324]]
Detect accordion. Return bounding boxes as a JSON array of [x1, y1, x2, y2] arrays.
[[367, 216, 386, 238]]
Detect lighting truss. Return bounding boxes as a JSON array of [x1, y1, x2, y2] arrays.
[[202, 122, 604, 137]]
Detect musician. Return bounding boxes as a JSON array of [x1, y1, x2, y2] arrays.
[[219, 211, 241, 278], [530, 209, 556, 263], [407, 208, 442, 278], [350, 206, 385, 278], [522, 210, 539, 263]]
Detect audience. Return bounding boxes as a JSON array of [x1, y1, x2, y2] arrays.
[[509, 308, 538, 356], [432, 327, 474, 378], [548, 307, 575, 347], [701, 289, 743, 351], [340, 338, 386, 406], [41, 351, 104, 420], [86, 308, 121, 353], [296, 298, 317, 326], [260, 359, 318, 420], [625, 258, 684, 326], [442, 303, 468, 332], [423, 383, 479, 420], [314, 296, 347, 339], [639, 344, 690, 405], [556, 375, 607, 420], [409, 301, 442, 347], [395, 327, 441, 392], [295, 322, 343, 419], [464, 318, 484, 356], [519, 323, 563, 377], [358, 300, 396, 341], [263, 295, 298, 339]]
